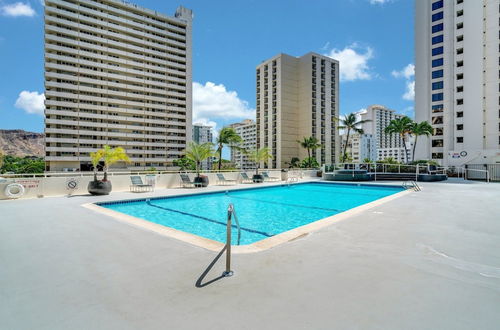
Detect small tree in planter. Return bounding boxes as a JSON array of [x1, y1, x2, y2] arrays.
[[246, 147, 273, 183], [185, 142, 214, 187], [88, 145, 130, 195]]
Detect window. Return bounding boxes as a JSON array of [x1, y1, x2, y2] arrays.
[[456, 99, 463, 105], [432, 153, 444, 159], [432, 93, 444, 102], [457, 73, 464, 80], [456, 137, 463, 143], [457, 48, 463, 54], [457, 10, 463, 17], [432, 46, 444, 56], [457, 35, 464, 42], [432, 69, 444, 78], [432, 0, 444, 10], [432, 35, 444, 44], [457, 111, 463, 118], [432, 23, 444, 33], [432, 58, 444, 67], [432, 104, 443, 112], [457, 22, 463, 29], [432, 81, 444, 90], [432, 12, 443, 21], [457, 86, 463, 92], [457, 60, 464, 67], [432, 139, 444, 147], [457, 124, 463, 130]]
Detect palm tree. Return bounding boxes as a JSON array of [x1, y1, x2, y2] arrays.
[[410, 121, 433, 162], [185, 142, 215, 178], [90, 145, 131, 181], [215, 127, 242, 171], [384, 116, 413, 164], [336, 113, 371, 162], [297, 136, 321, 167], [246, 147, 273, 175]]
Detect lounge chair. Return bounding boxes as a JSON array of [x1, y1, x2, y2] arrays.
[[130, 176, 154, 192], [180, 173, 202, 188], [262, 171, 280, 182], [239, 172, 254, 184], [216, 173, 237, 185]]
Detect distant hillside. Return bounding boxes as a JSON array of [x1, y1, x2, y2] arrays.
[[0, 130, 44, 157]]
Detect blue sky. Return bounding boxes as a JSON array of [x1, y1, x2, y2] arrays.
[[0, 0, 415, 135]]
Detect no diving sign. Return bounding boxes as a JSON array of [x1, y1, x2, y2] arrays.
[[66, 178, 79, 191]]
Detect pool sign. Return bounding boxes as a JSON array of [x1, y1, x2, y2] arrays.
[[66, 178, 79, 190], [14, 179, 40, 188]]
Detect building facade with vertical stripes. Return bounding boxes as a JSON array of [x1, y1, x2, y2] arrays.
[[44, 0, 192, 171]]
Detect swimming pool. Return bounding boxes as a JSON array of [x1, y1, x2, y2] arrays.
[[96, 182, 405, 246]]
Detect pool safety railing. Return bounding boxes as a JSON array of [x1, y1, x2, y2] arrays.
[[222, 203, 241, 277], [402, 180, 421, 191]]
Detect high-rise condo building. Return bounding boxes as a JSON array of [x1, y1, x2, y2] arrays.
[[192, 124, 214, 170], [256, 52, 339, 168], [341, 133, 376, 163], [44, 0, 193, 171], [415, 0, 500, 165], [360, 105, 412, 162], [229, 119, 256, 169]]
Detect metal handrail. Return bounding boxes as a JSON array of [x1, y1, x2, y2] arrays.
[[462, 168, 490, 182], [222, 203, 241, 277]]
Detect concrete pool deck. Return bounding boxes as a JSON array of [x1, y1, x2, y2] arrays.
[[1, 178, 500, 329]]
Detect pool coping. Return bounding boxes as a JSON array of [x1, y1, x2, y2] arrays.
[[82, 181, 413, 254]]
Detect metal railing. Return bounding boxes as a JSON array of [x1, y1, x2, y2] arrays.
[[222, 203, 241, 277]]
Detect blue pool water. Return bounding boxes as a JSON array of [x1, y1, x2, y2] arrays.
[[98, 182, 403, 245]]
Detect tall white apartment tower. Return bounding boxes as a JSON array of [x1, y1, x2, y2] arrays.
[[415, 0, 500, 165], [44, 0, 193, 171], [229, 119, 257, 169], [256, 52, 340, 168], [360, 105, 412, 162]]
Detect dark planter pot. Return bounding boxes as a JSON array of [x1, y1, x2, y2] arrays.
[[194, 176, 209, 187], [252, 174, 264, 183], [88, 180, 112, 195]]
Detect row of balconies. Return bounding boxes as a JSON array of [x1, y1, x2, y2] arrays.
[[45, 36, 186, 69], [46, 24, 185, 59], [45, 61, 186, 86], [45, 70, 185, 92], [45, 100, 186, 115], [45, 109, 186, 125], [45, 90, 186, 108], [46, 13, 186, 50], [46, 2, 186, 41], [46, 81, 185, 102], [46, 51, 186, 75], [46, 53, 185, 80], [45, 137, 184, 148], [46, 118, 186, 132], [45, 127, 186, 140]]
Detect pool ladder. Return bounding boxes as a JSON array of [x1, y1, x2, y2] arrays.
[[403, 180, 421, 191], [222, 203, 241, 277]]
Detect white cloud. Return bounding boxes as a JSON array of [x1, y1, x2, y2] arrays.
[[1, 2, 35, 17], [392, 64, 415, 101], [14, 91, 45, 115], [193, 81, 255, 124], [403, 80, 415, 101], [324, 44, 374, 82], [391, 63, 414, 79], [369, 0, 392, 4]]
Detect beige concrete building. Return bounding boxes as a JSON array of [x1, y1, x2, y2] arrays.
[[44, 0, 193, 171], [256, 52, 339, 168], [229, 119, 256, 169]]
